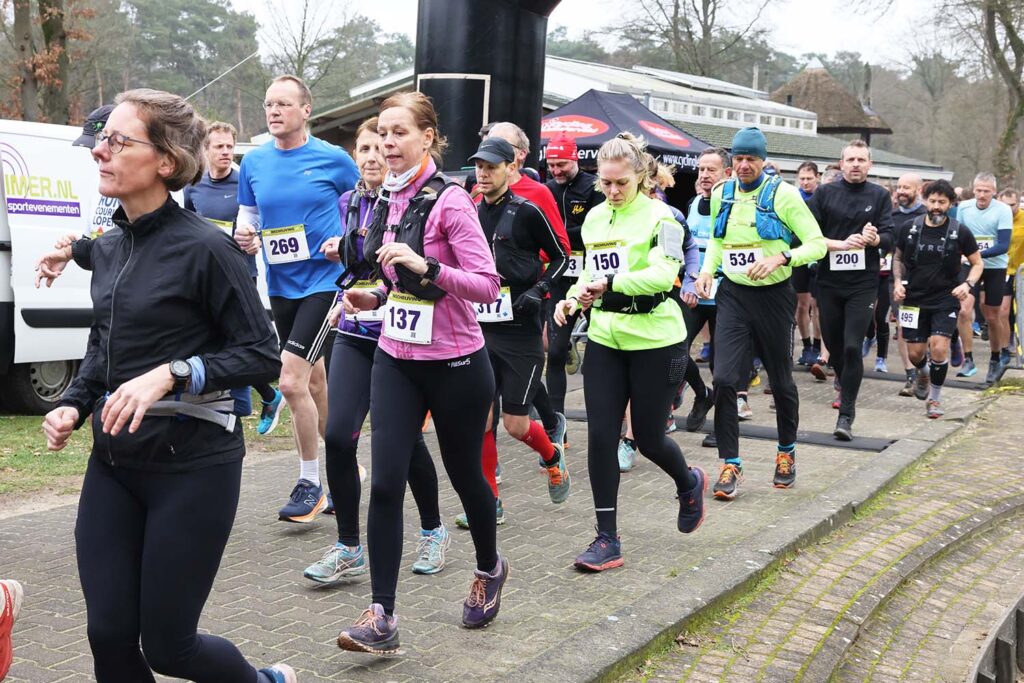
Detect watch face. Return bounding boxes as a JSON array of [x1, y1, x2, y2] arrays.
[[171, 360, 190, 377]]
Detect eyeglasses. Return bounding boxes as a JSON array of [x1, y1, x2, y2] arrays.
[[96, 131, 156, 155], [263, 101, 297, 111]]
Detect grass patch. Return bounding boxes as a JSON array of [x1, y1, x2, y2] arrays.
[[0, 414, 92, 495]]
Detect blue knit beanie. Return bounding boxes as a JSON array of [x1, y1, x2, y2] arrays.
[[731, 127, 767, 160]]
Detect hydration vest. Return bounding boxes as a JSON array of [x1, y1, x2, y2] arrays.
[[901, 215, 963, 275], [712, 175, 793, 244], [487, 194, 544, 288], [363, 173, 461, 300]]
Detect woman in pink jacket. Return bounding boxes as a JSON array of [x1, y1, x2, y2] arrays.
[[335, 92, 507, 654]]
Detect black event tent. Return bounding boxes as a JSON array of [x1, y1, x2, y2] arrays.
[[538, 90, 710, 170]]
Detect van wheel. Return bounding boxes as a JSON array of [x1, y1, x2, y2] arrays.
[[6, 361, 79, 415]]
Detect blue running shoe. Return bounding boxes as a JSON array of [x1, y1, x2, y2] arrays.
[[973, 321, 982, 337], [698, 342, 710, 363], [323, 492, 335, 515], [951, 338, 964, 368], [1000, 347, 1012, 367], [798, 346, 816, 366], [337, 604, 400, 654], [494, 462, 502, 485], [544, 442, 571, 504], [574, 529, 623, 572], [862, 337, 874, 358], [257, 390, 284, 436], [617, 438, 637, 472], [304, 543, 367, 584], [874, 358, 888, 373], [462, 556, 509, 629], [411, 525, 450, 575], [258, 663, 297, 683], [278, 479, 326, 523], [677, 467, 707, 533], [957, 358, 977, 378]]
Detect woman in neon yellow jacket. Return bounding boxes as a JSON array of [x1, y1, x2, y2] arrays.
[[554, 133, 706, 573]]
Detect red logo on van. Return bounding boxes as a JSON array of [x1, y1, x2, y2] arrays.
[[541, 115, 609, 139], [639, 120, 690, 147]]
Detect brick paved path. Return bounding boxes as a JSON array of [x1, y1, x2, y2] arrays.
[[0, 349, 994, 682], [621, 393, 1024, 683]]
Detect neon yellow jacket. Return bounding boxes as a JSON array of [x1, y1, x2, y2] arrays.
[[568, 192, 685, 351]]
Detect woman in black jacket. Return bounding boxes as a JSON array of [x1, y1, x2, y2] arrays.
[[40, 89, 294, 683]]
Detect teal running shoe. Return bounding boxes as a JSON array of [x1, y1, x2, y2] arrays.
[[257, 389, 284, 435], [304, 543, 367, 584], [411, 525, 451, 575]]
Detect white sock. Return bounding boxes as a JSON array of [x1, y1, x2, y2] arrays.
[[299, 459, 320, 487], [928, 384, 942, 402]]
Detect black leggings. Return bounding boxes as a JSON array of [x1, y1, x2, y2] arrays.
[[368, 346, 497, 613], [817, 283, 877, 419], [583, 339, 695, 536], [546, 277, 582, 413], [713, 279, 799, 459], [75, 458, 258, 683], [325, 333, 441, 547], [864, 274, 892, 359], [682, 304, 716, 396]]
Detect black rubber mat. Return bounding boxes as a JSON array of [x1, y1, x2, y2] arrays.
[[563, 410, 894, 452]]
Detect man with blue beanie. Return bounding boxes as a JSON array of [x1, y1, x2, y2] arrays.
[[695, 128, 826, 499]]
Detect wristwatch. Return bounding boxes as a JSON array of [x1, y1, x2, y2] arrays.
[[781, 250, 793, 265], [169, 359, 191, 394], [420, 256, 441, 286]]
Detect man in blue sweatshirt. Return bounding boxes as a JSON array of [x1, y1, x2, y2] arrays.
[[955, 172, 1013, 382]]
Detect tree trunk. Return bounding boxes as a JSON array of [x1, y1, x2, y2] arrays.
[[95, 61, 103, 105], [235, 86, 244, 139], [38, 0, 70, 123], [14, 0, 40, 121]]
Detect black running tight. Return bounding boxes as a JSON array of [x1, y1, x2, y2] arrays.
[[367, 347, 497, 614], [546, 277, 582, 413], [864, 275, 892, 359], [75, 458, 259, 683], [817, 283, 877, 419], [583, 339, 695, 536], [325, 334, 441, 547]]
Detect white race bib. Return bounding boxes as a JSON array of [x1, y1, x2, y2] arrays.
[[587, 241, 628, 278], [899, 306, 920, 329], [383, 292, 434, 344], [264, 224, 311, 264], [476, 287, 513, 323], [879, 254, 892, 271], [208, 218, 234, 236], [977, 238, 994, 252], [830, 248, 866, 271], [352, 280, 385, 322], [723, 244, 763, 274], [563, 251, 585, 278]]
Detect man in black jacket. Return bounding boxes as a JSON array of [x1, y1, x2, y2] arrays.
[[809, 140, 894, 441], [890, 173, 927, 395]]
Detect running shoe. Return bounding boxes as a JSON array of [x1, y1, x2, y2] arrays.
[[545, 412, 567, 458], [957, 358, 977, 377], [574, 530, 624, 572], [701, 432, 717, 448], [617, 438, 637, 472], [862, 337, 874, 358], [713, 463, 743, 500], [323, 493, 335, 516], [455, 498, 506, 529], [545, 446, 571, 504], [0, 580, 23, 681], [685, 389, 714, 432], [981, 323, 989, 341], [411, 525, 450, 575], [874, 358, 888, 373], [565, 342, 580, 375], [665, 413, 678, 434], [698, 342, 711, 363], [831, 390, 840, 410], [257, 389, 284, 436], [913, 367, 930, 400], [833, 415, 853, 441], [973, 321, 983, 337], [258, 663, 298, 683], [677, 467, 706, 533], [899, 374, 915, 397], [494, 462, 502, 486], [1001, 347, 1013, 367], [773, 451, 796, 488], [672, 383, 685, 411], [926, 399, 944, 419], [749, 373, 761, 388], [737, 396, 753, 420], [304, 544, 367, 584], [462, 555, 509, 629], [810, 362, 827, 381], [337, 604, 400, 655], [279, 479, 327, 523], [798, 346, 816, 366], [985, 358, 1001, 384], [951, 338, 964, 368]]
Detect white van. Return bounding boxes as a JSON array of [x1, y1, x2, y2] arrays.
[[0, 119, 100, 413]]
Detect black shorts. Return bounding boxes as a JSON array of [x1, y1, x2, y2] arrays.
[[270, 292, 335, 363], [1007, 273, 1017, 297], [961, 266, 1007, 307], [900, 302, 960, 343], [483, 330, 544, 416], [792, 265, 814, 295]]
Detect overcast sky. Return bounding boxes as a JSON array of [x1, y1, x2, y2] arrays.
[[232, 0, 930, 70]]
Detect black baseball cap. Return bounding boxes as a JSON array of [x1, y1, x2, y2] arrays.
[[468, 137, 516, 165], [73, 104, 115, 148]]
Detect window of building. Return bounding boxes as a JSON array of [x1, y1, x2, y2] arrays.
[[672, 101, 687, 114], [774, 116, 786, 127], [692, 105, 706, 117], [711, 107, 724, 118], [744, 112, 756, 123], [652, 98, 669, 112], [803, 120, 814, 130], [760, 114, 772, 125], [789, 118, 801, 128], [727, 110, 741, 121]]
